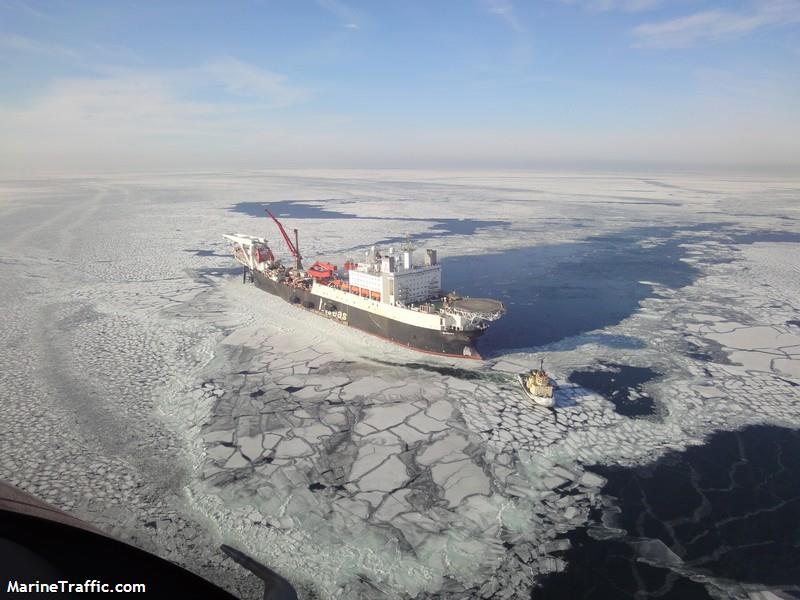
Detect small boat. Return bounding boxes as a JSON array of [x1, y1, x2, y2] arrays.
[[517, 359, 556, 408]]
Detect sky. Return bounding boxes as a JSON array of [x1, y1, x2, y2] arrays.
[[1, 0, 799, 174]]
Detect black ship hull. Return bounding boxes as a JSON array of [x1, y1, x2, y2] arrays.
[[250, 270, 483, 359]]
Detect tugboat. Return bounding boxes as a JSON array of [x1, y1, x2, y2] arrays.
[[517, 359, 556, 408]]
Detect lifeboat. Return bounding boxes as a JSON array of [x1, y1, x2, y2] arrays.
[[307, 261, 337, 280]]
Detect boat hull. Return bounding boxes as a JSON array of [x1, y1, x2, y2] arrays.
[[251, 271, 484, 359]]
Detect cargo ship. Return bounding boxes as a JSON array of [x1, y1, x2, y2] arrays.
[[223, 210, 505, 359]]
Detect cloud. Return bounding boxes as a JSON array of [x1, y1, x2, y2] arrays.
[[483, 0, 525, 32], [632, 0, 800, 48], [2, 74, 212, 141], [0, 32, 77, 59], [692, 67, 800, 104], [0, 59, 311, 173], [562, 0, 662, 12], [0, 31, 145, 71], [316, 0, 364, 29], [199, 58, 307, 108], [4, 66, 796, 174], [480, 0, 532, 66], [1, 0, 55, 22], [0, 37, 796, 173]]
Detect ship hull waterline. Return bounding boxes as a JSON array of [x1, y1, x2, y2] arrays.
[[250, 269, 485, 359]]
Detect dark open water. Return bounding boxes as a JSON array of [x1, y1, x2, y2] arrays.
[[535, 425, 800, 599], [567, 363, 660, 418], [442, 227, 700, 357], [230, 200, 509, 247]]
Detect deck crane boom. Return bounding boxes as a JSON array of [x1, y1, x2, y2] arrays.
[[265, 209, 303, 271]]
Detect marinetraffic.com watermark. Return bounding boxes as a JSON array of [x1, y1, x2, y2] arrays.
[[7, 580, 146, 593]]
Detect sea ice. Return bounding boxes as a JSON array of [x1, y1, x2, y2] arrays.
[[2, 171, 798, 600]]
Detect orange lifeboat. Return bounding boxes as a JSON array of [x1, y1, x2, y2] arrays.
[[307, 261, 337, 280]]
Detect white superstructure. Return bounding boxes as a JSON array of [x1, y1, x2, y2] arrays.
[[349, 246, 441, 305]]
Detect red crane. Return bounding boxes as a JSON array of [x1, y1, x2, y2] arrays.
[[265, 209, 303, 270]]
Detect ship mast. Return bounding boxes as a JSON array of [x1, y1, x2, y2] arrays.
[[293, 228, 301, 272], [265, 208, 303, 271]]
